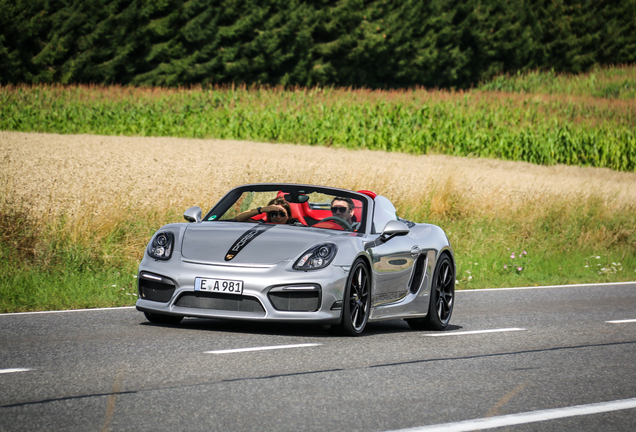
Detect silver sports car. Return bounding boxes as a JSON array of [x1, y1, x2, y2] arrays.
[[136, 183, 455, 335]]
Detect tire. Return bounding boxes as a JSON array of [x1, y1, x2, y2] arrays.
[[407, 254, 455, 331], [338, 259, 371, 336], [144, 311, 184, 325]]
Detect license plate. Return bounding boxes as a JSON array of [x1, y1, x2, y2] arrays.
[[195, 277, 243, 295]]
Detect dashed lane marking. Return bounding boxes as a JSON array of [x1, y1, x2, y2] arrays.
[[458, 281, 635, 292], [423, 328, 526, 337], [1, 306, 135, 316], [205, 343, 321, 354], [383, 397, 636, 432]]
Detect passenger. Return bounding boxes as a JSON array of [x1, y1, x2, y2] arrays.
[[330, 197, 359, 230], [235, 198, 299, 225]]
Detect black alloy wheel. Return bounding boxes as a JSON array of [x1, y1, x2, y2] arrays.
[[407, 254, 455, 331], [339, 259, 371, 336]]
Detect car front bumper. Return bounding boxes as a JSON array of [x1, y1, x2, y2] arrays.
[[135, 254, 348, 324]]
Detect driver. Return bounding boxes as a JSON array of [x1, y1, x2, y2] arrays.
[[330, 197, 359, 231]]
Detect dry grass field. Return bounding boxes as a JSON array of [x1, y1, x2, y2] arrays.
[[3, 130, 636, 251], [1, 130, 635, 312], [3, 130, 635, 219]]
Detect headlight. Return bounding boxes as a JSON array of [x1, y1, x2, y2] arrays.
[[293, 243, 337, 271], [147, 231, 175, 260]]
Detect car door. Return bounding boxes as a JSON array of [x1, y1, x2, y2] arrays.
[[366, 196, 420, 307]]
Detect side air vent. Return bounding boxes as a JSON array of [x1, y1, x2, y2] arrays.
[[408, 255, 428, 293]]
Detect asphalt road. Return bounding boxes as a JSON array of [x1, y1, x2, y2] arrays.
[[1, 282, 636, 432]]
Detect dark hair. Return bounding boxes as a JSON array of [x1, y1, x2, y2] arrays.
[[331, 196, 354, 211], [268, 198, 292, 218]]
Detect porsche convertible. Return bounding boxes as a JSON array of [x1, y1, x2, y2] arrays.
[[136, 183, 455, 335]]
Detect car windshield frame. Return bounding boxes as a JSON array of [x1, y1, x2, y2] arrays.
[[202, 183, 372, 233]]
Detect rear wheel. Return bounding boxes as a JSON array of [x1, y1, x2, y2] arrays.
[[407, 254, 455, 331], [338, 259, 371, 336], [144, 312, 183, 325]]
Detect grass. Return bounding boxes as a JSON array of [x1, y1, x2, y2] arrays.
[[402, 183, 636, 290], [2, 185, 633, 313], [0, 207, 152, 312], [1, 129, 635, 313], [443, 215, 636, 290]]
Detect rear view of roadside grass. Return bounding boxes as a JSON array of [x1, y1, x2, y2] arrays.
[[1, 132, 634, 313]]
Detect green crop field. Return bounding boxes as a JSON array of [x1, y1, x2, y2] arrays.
[[1, 65, 635, 171]]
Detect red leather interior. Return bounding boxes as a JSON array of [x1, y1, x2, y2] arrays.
[[251, 191, 366, 227]]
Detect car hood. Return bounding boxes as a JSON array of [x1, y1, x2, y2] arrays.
[[180, 222, 336, 266]]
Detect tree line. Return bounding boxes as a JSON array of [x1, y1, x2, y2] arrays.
[[1, 0, 635, 89]]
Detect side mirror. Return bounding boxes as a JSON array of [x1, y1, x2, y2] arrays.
[[183, 206, 202, 223], [380, 220, 409, 242]]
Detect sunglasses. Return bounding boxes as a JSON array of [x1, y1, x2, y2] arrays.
[[268, 211, 287, 218], [331, 206, 348, 214]]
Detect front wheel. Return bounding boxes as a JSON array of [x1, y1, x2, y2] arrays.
[[407, 254, 455, 331], [338, 259, 371, 336], [144, 311, 183, 325]]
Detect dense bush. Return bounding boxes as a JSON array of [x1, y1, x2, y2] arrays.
[[1, 0, 635, 88]]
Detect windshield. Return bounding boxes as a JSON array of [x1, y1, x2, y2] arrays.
[[204, 185, 368, 232]]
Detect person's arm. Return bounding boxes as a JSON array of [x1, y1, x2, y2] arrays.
[[235, 206, 264, 222], [234, 205, 280, 222]]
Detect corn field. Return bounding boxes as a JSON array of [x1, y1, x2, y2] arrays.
[[1, 70, 634, 172]]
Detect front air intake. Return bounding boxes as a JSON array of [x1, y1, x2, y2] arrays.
[[138, 274, 176, 302], [268, 286, 321, 311], [175, 292, 266, 315]]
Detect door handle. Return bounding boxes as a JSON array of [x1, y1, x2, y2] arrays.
[[410, 246, 421, 257]]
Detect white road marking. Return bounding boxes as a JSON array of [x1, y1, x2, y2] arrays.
[[0, 306, 136, 316], [423, 328, 526, 337], [458, 281, 635, 292], [384, 397, 636, 432], [0, 368, 31, 374], [606, 319, 636, 324], [205, 343, 321, 354]]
